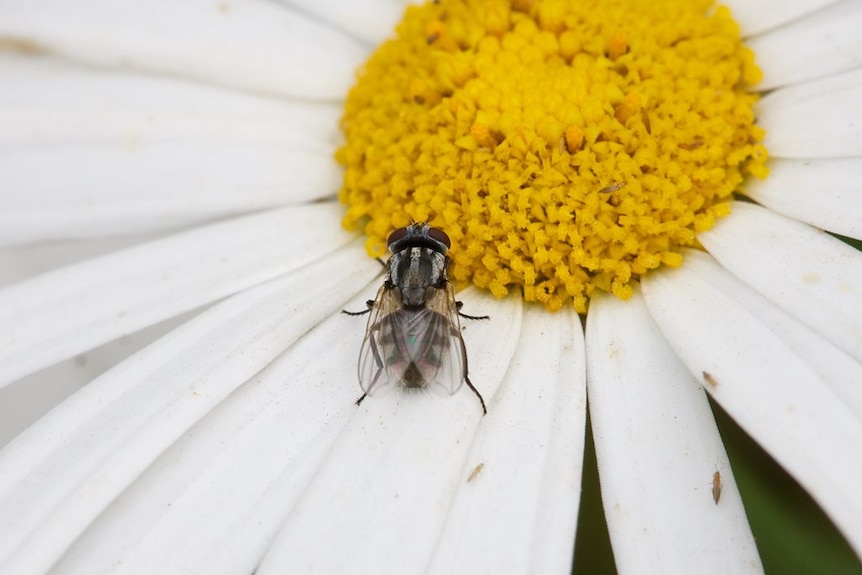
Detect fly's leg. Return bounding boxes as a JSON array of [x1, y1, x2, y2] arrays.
[[455, 301, 489, 321], [451, 322, 488, 416], [342, 300, 375, 316], [464, 375, 487, 416]]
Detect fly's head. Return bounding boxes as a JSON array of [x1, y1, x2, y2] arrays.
[[386, 224, 451, 308]]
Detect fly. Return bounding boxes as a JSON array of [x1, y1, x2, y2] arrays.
[[344, 223, 489, 414]]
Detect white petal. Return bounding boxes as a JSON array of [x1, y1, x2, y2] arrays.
[[0, 242, 380, 574], [279, 0, 406, 45], [698, 201, 862, 364], [0, 203, 355, 387], [0, 55, 343, 243], [428, 307, 586, 575], [0, 309, 191, 450], [51, 302, 370, 574], [0, 237, 186, 447], [257, 291, 524, 574], [642, 251, 862, 558], [0, 0, 368, 100], [747, 0, 862, 90], [759, 67, 862, 159], [0, 145, 340, 244], [0, 55, 341, 149], [0, 147, 341, 245], [724, 0, 842, 36], [743, 158, 862, 240], [0, 236, 142, 288], [586, 291, 762, 574]]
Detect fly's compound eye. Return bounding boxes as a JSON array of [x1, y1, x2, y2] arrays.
[[387, 227, 409, 248], [426, 227, 451, 249], [387, 223, 451, 253]]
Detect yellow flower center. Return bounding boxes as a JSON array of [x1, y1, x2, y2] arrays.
[[337, 0, 768, 313]]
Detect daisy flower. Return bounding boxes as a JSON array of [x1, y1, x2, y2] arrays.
[[1, 0, 861, 573]]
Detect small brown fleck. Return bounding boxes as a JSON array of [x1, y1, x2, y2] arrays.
[[0, 37, 45, 53], [679, 139, 704, 150], [467, 462, 485, 483], [598, 181, 625, 194], [712, 471, 722, 504], [702, 371, 718, 387]]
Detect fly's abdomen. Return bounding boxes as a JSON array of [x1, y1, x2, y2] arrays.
[[377, 308, 450, 389]]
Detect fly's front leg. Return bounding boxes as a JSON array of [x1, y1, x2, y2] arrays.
[[455, 300, 489, 321], [342, 300, 375, 316]]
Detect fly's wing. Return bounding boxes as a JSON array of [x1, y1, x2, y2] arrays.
[[357, 283, 467, 397], [408, 284, 467, 396], [357, 284, 409, 397]]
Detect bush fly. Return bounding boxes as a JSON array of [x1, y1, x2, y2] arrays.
[[344, 223, 489, 414]]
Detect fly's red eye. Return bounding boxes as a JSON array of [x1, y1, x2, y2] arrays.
[[427, 227, 451, 249], [387, 227, 409, 247]]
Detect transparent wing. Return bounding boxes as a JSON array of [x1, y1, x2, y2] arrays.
[[357, 284, 406, 397], [357, 284, 467, 397], [416, 284, 468, 396]]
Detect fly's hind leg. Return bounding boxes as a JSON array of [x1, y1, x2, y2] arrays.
[[344, 299, 374, 406], [464, 375, 487, 416], [453, 302, 489, 414], [355, 325, 385, 407]]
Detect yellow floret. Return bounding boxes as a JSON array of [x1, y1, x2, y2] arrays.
[[337, 0, 768, 313]]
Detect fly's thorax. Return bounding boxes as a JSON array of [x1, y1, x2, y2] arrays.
[[388, 246, 448, 308]]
